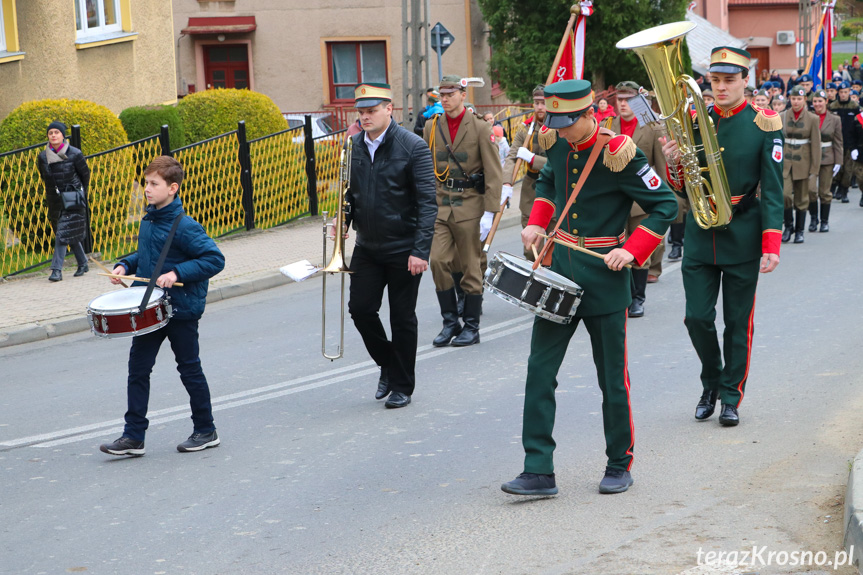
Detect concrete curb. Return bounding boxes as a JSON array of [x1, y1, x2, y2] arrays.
[[843, 448, 863, 572], [0, 216, 521, 349]]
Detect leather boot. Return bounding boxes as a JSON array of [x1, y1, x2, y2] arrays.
[[841, 186, 850, 203], [793, 209, 806, 243], [781, 208, 793, 243], [668, 223, 684, 261], [452, 272, 465, 318], [629, 268, 648, 318], [48, 269, 62, 282], [808, 203, 818, 232], [451, 294, 481, 347], [74, 263, 89, 277], [433, 289, 462, 347], [820, 203, 830, 232]]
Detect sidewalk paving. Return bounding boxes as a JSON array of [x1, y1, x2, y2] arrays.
[[0, 186, 523, 348]]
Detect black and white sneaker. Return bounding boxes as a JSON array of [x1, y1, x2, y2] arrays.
[[177, 431, 220, 453], [100, 436, 145, 456]]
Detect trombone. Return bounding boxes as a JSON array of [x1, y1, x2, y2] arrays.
[[321, 138, 352, 360]]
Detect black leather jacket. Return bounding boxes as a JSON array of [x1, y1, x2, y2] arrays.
[[37, 145, 90, 220], [347, 119, 437, 260]]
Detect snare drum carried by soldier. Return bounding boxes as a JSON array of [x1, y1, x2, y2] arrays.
[[500, 80, 677, 497], [810, 90, 843, 232], [780, 87, 820, 244], [423, 74, 503, 347]]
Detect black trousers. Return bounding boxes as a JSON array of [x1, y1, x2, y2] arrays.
[[348, 246, 423, 396]]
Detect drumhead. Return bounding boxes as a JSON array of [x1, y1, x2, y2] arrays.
[[88, 287, 165, 311], [494, 252, 534, 276]]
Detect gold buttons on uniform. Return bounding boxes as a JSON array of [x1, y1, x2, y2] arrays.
[[573, 154, 579, 159], [572, 229, 578, 234], [572, 213, 578, 219], [572, 168, 579, 174], [571, 183, 577, 189]]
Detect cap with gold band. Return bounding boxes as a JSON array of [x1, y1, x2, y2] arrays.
[[709, 46, 750, 75], [354, 83, 392, 108], [543, 79, 594, 129]]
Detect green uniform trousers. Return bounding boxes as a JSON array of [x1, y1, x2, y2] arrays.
[[783, 177, 810, 211], [682, 258, 760, 407], [811, 164, 834, 204], [522, 310, 634, 475]]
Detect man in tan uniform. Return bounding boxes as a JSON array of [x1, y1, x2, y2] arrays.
[[781, 87, 821, 244], [810, 90, 842, 232], [609, 81, 667, 317], [423, 74, 502, 347]]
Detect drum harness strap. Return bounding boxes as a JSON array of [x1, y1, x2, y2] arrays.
[[138, 213, 184, 314], [534, 131, 612, 270]]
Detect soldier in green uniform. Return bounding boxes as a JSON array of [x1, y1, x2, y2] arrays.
[[780, 87, 820, 244], [810, 90, 842, 232], [662, 47, 783, 427], [500, 80, 677, 497], [423, 75, 502, 347]]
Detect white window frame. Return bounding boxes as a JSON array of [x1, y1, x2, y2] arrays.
[[75, 0, 123, 39], [0, 1, 7, 53]]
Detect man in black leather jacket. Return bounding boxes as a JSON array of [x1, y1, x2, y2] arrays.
[[343, 82, 437, 409]]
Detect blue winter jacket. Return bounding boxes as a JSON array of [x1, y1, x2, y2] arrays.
[[121, 197, 225, 321]]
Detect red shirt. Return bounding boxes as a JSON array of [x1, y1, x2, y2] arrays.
[[446, 108, 466, 142], [819, 112, 826, 129], [620, 116, 638, 138]]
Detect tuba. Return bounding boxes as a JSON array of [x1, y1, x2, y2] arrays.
[[617, 21, 734, 229], [321, 137, 352, 360]]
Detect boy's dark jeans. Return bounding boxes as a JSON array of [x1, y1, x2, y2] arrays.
[[123, 318, 215, 441]]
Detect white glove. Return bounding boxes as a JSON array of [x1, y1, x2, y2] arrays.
[[516, 147, 536, 165], [479, 211, 495, 241], [853, 149, 859, 161], [501, 184, 513, 204], [833, 163, 842, 177]]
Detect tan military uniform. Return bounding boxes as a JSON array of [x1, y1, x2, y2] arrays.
[[610, 116, 667, 273], [814, 111, 843, 204], [781, 108, 820, 211], [502, 117, 549, 259], [424, 110, 503, 295]]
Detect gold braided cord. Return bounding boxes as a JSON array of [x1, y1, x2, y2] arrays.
[[429, 115, 450, 182]]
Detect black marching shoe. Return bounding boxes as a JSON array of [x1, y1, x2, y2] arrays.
[[501, 472, 558, 496], [841, 186, 850, 203], [48, 269, 62, 282], [375, 367, 390, 400], [451, 294, 482, 347], [73, 263, 89, 277], [793, 209, 806, 243], [820, 203, 830, 232], [718, 404, 739, 426], [177, 430, 220, 452], [384, 391, 411, 409], [695, 390, 718, 420], [781, 227, 792, 243], [668, 244, 683, 261], [599, 467, 634, 494], [793, 230, 804, 243], [432, 288, 462, 347], [100, 436, 145, 456], [628, 297, 645, 318], [781, 208, 793, 243], [808, 205, 818, 232]]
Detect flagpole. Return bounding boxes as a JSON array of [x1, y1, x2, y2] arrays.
[[803, 10, 827, 76]]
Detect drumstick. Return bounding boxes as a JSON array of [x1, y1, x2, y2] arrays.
[[538, 233, 632, 269], [531, 244, 539, 261], [88, 255, 128, 288], [97, 272, 185, 287]]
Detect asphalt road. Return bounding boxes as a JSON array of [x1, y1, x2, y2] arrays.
[[2, 205, 863, 575]]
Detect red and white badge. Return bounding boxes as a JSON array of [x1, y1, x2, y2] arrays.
[[490, 134, 495, 143], [772, 144, 783, 163], [641, 168, 662, 190]]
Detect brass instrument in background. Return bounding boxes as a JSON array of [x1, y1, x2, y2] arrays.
[[617, 21, 734, 230], [321, 138, 352, 360]]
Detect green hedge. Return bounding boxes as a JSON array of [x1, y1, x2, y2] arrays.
[[177, 88, 286, 143], [119, 104, 186, 149]]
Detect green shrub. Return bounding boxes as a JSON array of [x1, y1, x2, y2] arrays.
[[177, 88, 286, 144], [119, 104, 186, 149], [0, 98, 128, 155]]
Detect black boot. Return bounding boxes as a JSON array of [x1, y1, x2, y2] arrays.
[[793, 209, 806, 243], [629, 268, 648, 318], [48, 269, 62, 282], [668, 223, 684, 261], [808, 203, 818, 232], [74, 263, 89, 277], [451, 294, 481, 346], [452, 272, 465, 318], [841, 186, 850, 203], [781, 208, 793, 243], [820, 203, 830, 232], [433, 289, 462, 347]]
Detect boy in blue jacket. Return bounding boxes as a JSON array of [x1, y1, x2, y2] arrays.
[[100, 156, 225, 456]]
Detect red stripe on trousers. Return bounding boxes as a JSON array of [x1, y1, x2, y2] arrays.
[[735, 293, 757, 408], [623, 309, 635, 470]]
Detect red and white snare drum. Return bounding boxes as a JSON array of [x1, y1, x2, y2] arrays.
[[87, 287, 173, 338]]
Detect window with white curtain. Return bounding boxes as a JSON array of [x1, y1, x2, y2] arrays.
[[75, 0, 122, 38]]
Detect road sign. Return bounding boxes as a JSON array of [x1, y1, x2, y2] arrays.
[[431, 22, 454, 55]]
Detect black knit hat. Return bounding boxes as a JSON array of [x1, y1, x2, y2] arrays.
[[47, 121, 67, 137]]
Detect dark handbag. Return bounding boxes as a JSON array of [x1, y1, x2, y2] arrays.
[[58, 187, 86, 211]]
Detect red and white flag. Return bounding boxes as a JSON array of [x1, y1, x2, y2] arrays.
[[552, 1, 593, 83]]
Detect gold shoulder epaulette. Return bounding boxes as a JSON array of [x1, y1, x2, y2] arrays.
[[752, 104, 783, 132], [536, 125, 558, 150], [603, 133, 637, 173]]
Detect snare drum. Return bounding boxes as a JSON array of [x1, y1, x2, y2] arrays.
[[87, 287, 173, 338], [483, 252, 583, 324]]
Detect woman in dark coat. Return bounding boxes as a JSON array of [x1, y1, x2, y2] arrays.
[[37, 121, 90, 282]]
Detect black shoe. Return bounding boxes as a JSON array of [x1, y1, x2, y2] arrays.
[[793, 231, 804, 243], [781, 227, 792, 243], [820, 204, 830, 232], [820, 221, 829, 232], [695, 390, 718, 420], [718, 404, 739, 426], [48, 269, 62, 282], [842, 190, 850, 203], [668, 245, 682, 261], [384, 391, 411, 408], [501, 472, 558, 496], [599, 467, 633, 494], [451, 294, 482, 346], [73, 263, 89, 277], [433, 288, 462, 347], [628, 298, 644, 318], [375, 367, 390, 400], [808, 217, 818, 232], [100, 436, 145, 456], [177, 430, 220, 452]]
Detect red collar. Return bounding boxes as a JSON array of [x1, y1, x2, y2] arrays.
[[569, 122, 599, 152], [713, 100, 747, 118]]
